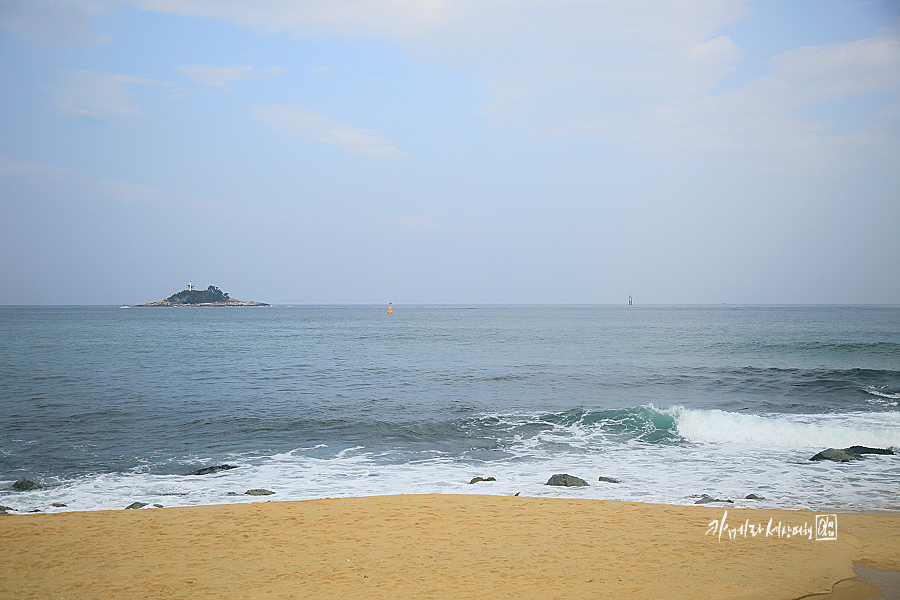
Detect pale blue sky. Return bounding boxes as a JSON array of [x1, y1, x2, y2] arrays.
[[1, 0, 898, 305]]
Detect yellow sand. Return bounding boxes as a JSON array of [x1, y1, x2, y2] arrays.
[[2, 495, 898, 600]]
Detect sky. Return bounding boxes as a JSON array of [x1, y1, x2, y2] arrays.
[[1, 0, 898, 305]]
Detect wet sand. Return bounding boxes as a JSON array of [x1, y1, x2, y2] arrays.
[[2, 495, 898, 599]]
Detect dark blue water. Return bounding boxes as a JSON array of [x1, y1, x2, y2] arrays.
[[2, 305, 898, 512]]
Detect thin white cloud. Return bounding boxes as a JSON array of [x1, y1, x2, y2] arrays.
[[251, 104, 409, 160], [52, 70, 174, 117], [691, 34, 741, 62], [43, 1, 900, 173], [121, 1, 761, 151], [0, 0, 112, 44], [608, 30, 900, 173], [763, 33, 900, 105], [126, 0, 452, 38], [176, 64, 285, 89]]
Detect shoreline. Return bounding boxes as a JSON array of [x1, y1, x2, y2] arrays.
[[5, 487, 900, 516], [3, 494, 898, 599]]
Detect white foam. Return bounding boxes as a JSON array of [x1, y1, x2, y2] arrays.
[[864, 386, 900, 406], [4, 409, 899, 514], [864, 386, 900, 400], [671, 407, 900, 449], [5, 442, 898, 515]]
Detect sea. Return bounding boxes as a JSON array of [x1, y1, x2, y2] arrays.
[[1, 305, 899, 513]]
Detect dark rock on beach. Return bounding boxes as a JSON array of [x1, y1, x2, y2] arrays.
[[598, 476, 621, 484], [12, 477, 42, 491], [694, 494, 734, 504], [744, 494, 766, 500], [125, 502, 148, 509], [469, 476, 496, 484], [51, 503, 67, 507], [245, 489, 275, 496], [546, 474, 589, 487], [810, 446, 895, 462], [191, 465, 238, 476]]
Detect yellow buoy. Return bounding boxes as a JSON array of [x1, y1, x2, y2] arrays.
[[388, 302, 393, 314]]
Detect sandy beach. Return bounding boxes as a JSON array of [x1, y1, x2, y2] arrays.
[[2, 495, 898, 600]]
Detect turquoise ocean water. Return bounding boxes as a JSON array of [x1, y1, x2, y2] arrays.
[[1, 305, 898, 512]]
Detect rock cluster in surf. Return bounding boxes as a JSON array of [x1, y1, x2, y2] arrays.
[[11, 477, 42, 491], [810, 446, 895, 462], [191, 465, 238, 475], [546, 474, 589, 487]]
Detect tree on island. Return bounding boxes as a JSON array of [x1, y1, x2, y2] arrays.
[[166, 285, 231, 305]]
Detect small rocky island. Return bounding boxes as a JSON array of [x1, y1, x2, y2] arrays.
[[138, 284, 269, 307]]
